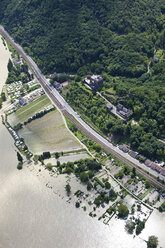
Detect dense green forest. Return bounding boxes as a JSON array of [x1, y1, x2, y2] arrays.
[[1, 0, 165, 160], [0, 0, 165, 76]]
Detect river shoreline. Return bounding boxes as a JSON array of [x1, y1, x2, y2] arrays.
[[0, 35, 11, 92]]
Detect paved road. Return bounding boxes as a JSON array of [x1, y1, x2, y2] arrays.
[[1, 25, 165, 190]]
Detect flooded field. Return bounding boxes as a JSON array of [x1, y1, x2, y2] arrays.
[[140, 210, 165, 247], [18, 110, 82, 153]]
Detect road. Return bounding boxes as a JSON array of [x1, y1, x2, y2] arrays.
[[0, 25, 165, 190], [97, 91, 124, 120]]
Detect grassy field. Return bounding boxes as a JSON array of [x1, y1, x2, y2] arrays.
[[18, 110, 82, 154], [105, 87, 116, 95], [8, 95, 51, 126]]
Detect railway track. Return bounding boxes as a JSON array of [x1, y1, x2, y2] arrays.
[[1, 25, 165, 191], [63, 110, 165, 191]]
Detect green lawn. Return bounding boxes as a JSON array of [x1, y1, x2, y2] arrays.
[[8, 95, 52, 126], [16, 95, 48, 115], [15, 95, 51, 121], [105, 87, 116, 95]]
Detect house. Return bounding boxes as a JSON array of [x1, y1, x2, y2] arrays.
[[13, 58, 22, 66], [82, 75, 103, 91], [145, 159, 152, 167], [49, 72, 66, 79], [61, 80, 71, 87], [27, 70, 34, 80], [106, 103, 113, 112], [160, 168, 165, 176], [50, 72, 57, 79], [155, 165, 162, 173], [150, 162, 157, 170], [116, 103, 133, 120], [119, 145, 129, 153], [19, 97, 27, 106], [117, 103, 123, 111], [137, 155, 146, 163], [129, 151, 138, 159], [153, 55, 159, 63], [53, 81, 62, 90]]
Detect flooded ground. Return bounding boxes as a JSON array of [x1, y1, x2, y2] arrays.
[[0, 117, 147, 248], [0, 36, 11, 92], [45, 151, 90, 165], [140, 210, 165, 247]]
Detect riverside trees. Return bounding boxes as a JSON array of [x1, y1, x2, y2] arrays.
[[147, 236, 158, 248]]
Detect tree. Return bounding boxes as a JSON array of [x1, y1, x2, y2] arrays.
[[17, 152, 23, 163], [55, 152, 60, 159], [125, 220, 135, 234], [135, 220, 145, 235], [17, 162, 22, 170], [131, 167, 136, 178], [1, 92, 6, 102], [57, 160, 61, 167], [80, 172, 88, 183], [75, 202, 80, 208], [7, 59, 13, 72], [109, 188, 116, 197], [33, 155, 39, 164], [88, 170, 94, 178], [63, 167, 73, 174], [65, 184, 71, 196], [118, 204, 129, 218], [42, 152, 51, 159], [147, 236, 158, 248], [46, 163, 53, 170], [87, 181, 93, 191], [26, 153, 31, 161], [145, 180, 151, 189], [94, 144, 102, 152], [105, 181, 111, 189]]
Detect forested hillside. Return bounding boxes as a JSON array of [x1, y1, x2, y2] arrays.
[[0, 0, 165, 75]]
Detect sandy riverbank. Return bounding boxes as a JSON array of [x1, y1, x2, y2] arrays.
[[0, 35, 11, 92]]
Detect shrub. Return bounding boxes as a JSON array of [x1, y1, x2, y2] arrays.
[[17, 163, 22, 170]]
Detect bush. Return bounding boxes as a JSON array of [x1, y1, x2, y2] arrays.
[[42, 152, 51, 159], [87, 181, 93, 191], [65, 183, 71, 195], [46, 163, 53, 170], [105, 181, 111, 189], [75, 202, 80, 208], [94, 177, 104, 187], [147, 236, 158, 248], [125, 220, 135, 234], [135, 220, 145, 235], [80, 172, 88, 183], [17, 163, 22, 170], [118, 204, 129, 218]]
